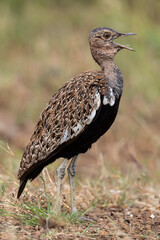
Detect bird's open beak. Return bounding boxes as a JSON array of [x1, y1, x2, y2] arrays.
[[114, 32, 136, 51]]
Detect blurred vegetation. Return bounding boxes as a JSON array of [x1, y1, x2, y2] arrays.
[[0, 0, 160, 183]]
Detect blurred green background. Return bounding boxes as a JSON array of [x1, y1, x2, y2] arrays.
[[0, 0, 160, 183]]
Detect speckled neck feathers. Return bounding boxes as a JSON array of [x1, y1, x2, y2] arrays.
[[90, 47, 123, 98], [103, 60, 123, 98]]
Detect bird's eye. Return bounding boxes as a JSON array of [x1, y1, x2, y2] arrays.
[[103, 32, 111, 39]]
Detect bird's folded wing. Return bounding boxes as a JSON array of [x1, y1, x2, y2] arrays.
[[17, 71, 106, 180]]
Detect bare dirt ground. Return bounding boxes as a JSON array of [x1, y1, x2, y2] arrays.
[[1, 191, 160, 240], [0, 166, 160, 240]]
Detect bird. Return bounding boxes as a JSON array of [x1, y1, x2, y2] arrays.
[[17, 27, 135, 214]]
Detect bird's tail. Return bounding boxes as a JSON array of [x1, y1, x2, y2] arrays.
[[17, 178, 28, 198]]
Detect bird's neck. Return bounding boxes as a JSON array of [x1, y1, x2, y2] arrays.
[[90, 46, 123, 96], [101, 59, 123, 96]]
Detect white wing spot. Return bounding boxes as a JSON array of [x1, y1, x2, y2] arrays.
[[87, 109, 96, 124], [60, 127, 70, 144], [103, 96, 109, 105], [103, 87, 115, 106], [109, 97, 115, 106], [95, 90, 101, 110], [86, 90, 101, 125], [109, 87, 115, 106], [72, 122, 83, 136]]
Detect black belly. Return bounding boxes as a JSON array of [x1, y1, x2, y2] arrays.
[[28, 97, 121, 181], [59, 97, 121, 159]]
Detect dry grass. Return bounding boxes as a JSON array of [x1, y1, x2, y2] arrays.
[[0, 159, 160, 239]]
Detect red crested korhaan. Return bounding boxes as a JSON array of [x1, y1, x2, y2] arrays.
[[17, 27, 135, 214]]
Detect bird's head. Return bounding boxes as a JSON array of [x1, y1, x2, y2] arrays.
[[88, 27, 136, 65]]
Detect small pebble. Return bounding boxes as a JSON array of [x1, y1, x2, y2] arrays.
[[150, 214, 155, 219]]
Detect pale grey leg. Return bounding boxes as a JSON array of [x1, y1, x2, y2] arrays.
[[54, 158, 68, 213], [67, 156, 94, 222], [67, 155, 78, 214]]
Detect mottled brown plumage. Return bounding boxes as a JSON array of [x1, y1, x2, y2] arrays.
[[17, 27, 135, 208], [18, 71, 110, 176]]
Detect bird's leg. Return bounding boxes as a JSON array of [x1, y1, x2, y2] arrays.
[[67, 155, 78, 214], [68, 156, 94, 222], [54, 158, 68, 213]]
